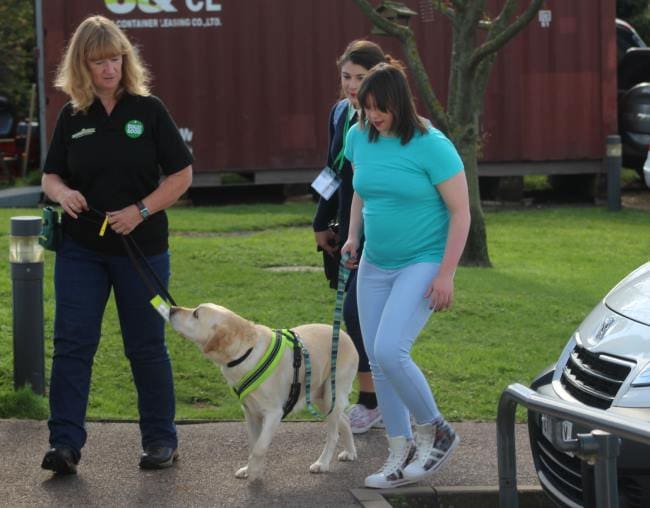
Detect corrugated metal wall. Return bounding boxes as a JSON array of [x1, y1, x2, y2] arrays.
[[479, 0, 617, 162], [41, 0, 615, 174]]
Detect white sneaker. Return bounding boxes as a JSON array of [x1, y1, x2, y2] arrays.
[[403, 419, 459, 481], [364, 436, 416, 489], [347, 404, 383, 434]]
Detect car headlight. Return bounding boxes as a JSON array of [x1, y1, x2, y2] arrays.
[[631, 364, 650, 387]]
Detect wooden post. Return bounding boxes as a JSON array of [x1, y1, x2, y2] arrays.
[[21, 83, 37, 178]]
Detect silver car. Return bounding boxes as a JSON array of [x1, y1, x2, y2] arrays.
[[528, 262, 650, 507]]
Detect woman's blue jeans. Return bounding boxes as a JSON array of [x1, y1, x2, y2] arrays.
[[356, 257, 442, 439], [48, 236, 177, 458]]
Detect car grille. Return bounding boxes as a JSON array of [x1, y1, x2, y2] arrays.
[[529, 414, 584, 504], [560, 345, 633, 409], [529, 413, 650, 508], [620, 478, 645, 507]]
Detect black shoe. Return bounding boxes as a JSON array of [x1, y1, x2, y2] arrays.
[[41, 447, 79, 475], [139, 446, 178, 470]]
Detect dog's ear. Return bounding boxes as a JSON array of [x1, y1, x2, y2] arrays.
[[203, 325, 226, 355], [202, 314, 256, 355]]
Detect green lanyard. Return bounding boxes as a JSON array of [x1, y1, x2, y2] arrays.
[[332, 107, 353, 172]]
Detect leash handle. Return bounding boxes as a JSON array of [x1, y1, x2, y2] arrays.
[[89, 205, 177, 306]]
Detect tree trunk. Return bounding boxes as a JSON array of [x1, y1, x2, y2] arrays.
[[457, 133, 491, 267]]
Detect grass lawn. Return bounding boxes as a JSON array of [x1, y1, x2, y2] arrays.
[[0, 201, 648, 422]]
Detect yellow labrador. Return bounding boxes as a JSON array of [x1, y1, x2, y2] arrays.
[[169, 303, 359, 480]]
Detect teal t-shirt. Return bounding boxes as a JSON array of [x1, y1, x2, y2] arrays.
[[345, 124, 463, 269]]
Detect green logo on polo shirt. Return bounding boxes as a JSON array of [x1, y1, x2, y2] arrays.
[[125, 119, 144, 139]]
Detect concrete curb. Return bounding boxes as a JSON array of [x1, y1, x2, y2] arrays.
[[351, 485, 553, 508]]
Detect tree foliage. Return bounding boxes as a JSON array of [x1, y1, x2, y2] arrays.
[[0, 0, 36, 119], [617, 0, 649, 20], [618, 0, 650, 44]]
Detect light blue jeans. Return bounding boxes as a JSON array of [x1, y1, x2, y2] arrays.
[[357, 257, 442, 438]]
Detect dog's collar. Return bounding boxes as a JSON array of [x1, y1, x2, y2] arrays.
[[226, 347, 254, 368], [231, 329, 300, 401]]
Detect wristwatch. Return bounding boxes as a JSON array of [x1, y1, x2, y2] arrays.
[[136, 200, 150, 220]]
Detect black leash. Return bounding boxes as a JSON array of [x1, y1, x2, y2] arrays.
[[120, 235, 176, 306], [78, 206, 177, 310]]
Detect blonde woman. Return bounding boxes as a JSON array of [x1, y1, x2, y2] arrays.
[[41, 15, 192, 474]]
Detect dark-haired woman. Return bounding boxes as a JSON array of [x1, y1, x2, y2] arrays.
[[341, 63, 470, 488], [312, 40, 391, 433]]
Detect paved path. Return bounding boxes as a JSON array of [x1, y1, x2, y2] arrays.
[[0, 419, 540, 507]]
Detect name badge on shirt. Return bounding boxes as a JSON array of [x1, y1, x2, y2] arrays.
[[311, 166, 341, 200], [71, 128, 96, 140]]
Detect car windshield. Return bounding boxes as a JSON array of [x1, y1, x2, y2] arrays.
[[0, 112, 13, 138], [617, 19, 647, 62]]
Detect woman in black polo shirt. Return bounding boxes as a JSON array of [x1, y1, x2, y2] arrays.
[[40, 15, 192, 474]]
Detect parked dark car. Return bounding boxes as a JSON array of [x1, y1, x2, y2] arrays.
[[0, 95, 39, 178], [527, 263, 650, 507], [616, 19, 650, 179], [0, 96, 15, 137]]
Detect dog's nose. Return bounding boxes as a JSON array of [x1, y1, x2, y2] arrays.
[[169, 306, 179, 316]]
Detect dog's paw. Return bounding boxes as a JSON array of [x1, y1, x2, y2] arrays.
[[309, 461, 329, 474], [246, 463, 264, 481], [235, 466, 248, 479], [338, 450, 357, 462]]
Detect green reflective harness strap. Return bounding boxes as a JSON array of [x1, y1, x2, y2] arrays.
[[304, 254, 351, 418], [232, 330, 287, 400]]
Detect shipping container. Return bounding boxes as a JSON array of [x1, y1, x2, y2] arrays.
[[35, 0, 616, 187]]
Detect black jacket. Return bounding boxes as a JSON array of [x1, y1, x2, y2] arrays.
[[313, 100, 355, 244]]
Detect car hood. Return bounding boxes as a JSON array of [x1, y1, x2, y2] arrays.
[[606, 262, 650, 326]]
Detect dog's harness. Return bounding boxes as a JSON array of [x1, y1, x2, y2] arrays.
[[230, 329, 303, 418], [226, 255, 351, 420], [282, 330, 303, 418]]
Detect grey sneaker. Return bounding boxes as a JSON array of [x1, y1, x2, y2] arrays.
[[403, 419, 459, 481], [347, 404, 383, 434]]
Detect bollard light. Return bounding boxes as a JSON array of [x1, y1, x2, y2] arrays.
[[10, 218, 44, 263], [10, 216, 45, 395]]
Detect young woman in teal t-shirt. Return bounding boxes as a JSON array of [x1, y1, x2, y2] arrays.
[[341, 63, 471, 489]]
